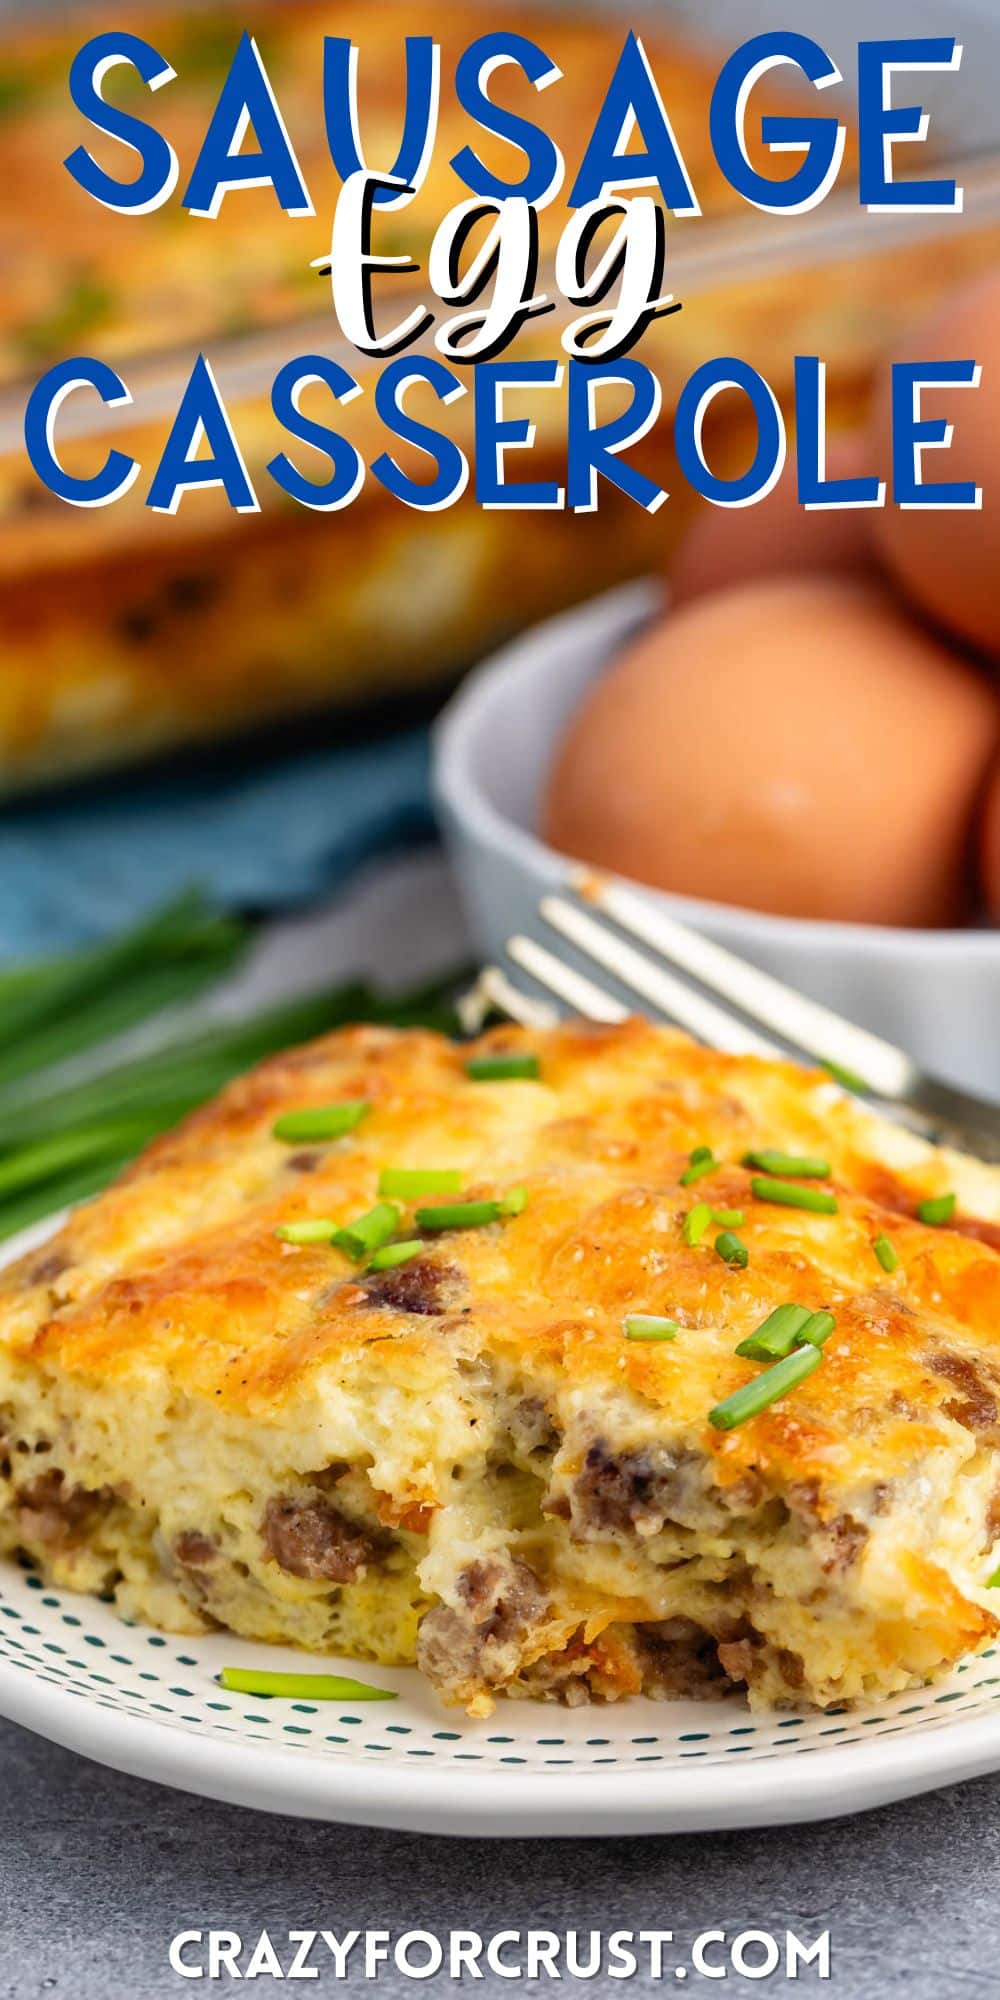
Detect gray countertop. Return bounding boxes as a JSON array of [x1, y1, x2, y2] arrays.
[[3, 1712, 999, 1999]]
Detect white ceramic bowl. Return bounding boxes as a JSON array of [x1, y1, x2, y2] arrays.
[[434, 580, 1000, 1098]]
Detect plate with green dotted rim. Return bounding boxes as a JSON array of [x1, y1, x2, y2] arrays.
[[4, 1219, 1000, 1834]]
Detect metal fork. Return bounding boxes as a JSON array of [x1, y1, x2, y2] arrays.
[[460, 873, 1000, 1163]]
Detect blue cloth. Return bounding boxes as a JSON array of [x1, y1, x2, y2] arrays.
[[0, 729, 434, 961]]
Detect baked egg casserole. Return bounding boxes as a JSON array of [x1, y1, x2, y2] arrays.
[[2, 1017, 1000, 1716]]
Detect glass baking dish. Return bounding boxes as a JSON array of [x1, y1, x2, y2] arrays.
[[0, 0, 996, 795]]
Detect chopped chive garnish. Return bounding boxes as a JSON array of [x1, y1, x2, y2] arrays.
[[273, 1100, 370, 1144], [275, 1218, 339, 1246], [681, 1146, 717, 1187], [917, 1192, 956, 1227], [711, 1208, 745, 1228], [800, 1310, 836, 1348], [367, 1239, 424, 1271], [415, 1198, 505, 1231], [736, 1302, 812, 1362], [412, 1187, 527, 1231], [332, 1203, 400, 1262], [218, 1668, 396, 1701], [624, 1314, 680, 1343], [683, 1201, 713, 1247], [987, 1564, 1000, 1589], [751, 1176, 839, 1215], [465, 1054, 540, 1082], [822, 1058, 872, 1096], [708, 1342, 823, 1431], [874, 1232, 899, 1274], [378, 1167, 462, 1198], [743, 1150, 831, 1180], [715, 1230, 749, 1268]]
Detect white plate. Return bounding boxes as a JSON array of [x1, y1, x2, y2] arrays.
[[5, 1217, 1000, 1836]]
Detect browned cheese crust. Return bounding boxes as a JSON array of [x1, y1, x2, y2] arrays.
[[2, 1018, 1000, 1714]]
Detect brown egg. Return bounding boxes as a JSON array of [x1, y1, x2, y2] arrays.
[[870, 270, 1000, 662], [980, 761, 1000, 919], [671, 434, 875, 605], [544, 575, 999, 927]]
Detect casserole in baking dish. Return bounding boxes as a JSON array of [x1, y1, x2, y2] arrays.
[[1, 2, 994, 794]]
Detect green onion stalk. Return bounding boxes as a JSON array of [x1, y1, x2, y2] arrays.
[[0, 892, 468, 1242]]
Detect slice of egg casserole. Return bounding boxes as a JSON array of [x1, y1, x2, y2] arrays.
[[2, 1018, 1000, 1716]]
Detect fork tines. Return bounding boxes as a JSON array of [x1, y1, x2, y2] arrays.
[[497, 872, 915, 1094], [474, 872, 1000, 1160]]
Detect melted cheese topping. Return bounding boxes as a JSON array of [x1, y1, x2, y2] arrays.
[[1, 1018, 999, 1712]]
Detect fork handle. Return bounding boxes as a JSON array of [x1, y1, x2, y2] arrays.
[[886, 1073, 1000, 1165]]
